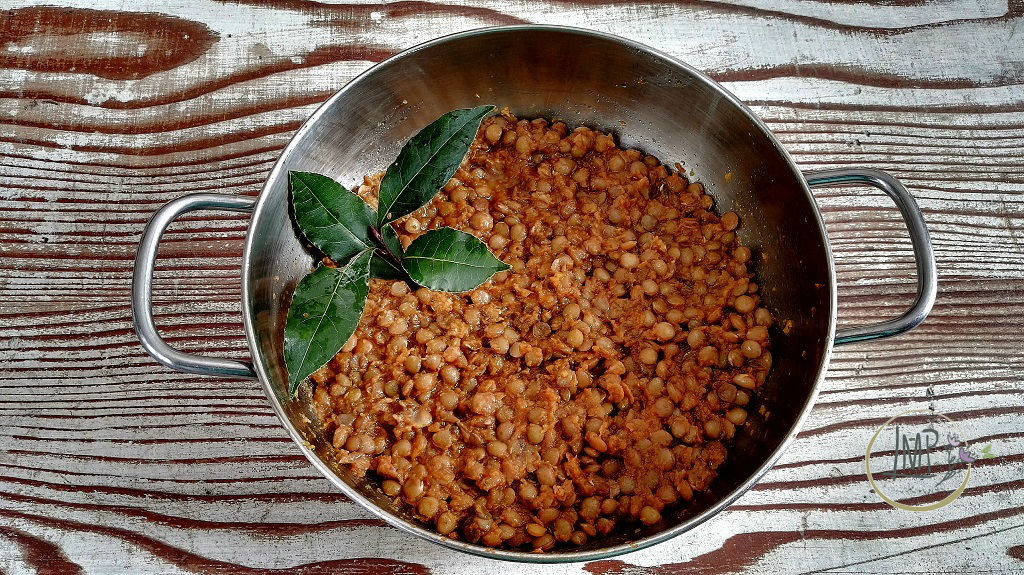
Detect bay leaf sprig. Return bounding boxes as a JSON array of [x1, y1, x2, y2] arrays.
[[283, 105, 507, 396]]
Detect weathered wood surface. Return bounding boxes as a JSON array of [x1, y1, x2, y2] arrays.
[[2, 0, 1023, 573]]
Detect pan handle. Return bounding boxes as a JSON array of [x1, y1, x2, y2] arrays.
[[132, 193, 258, 378], [804, 168, 938, 345]]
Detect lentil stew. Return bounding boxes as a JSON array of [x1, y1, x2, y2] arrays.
[[306, 111, 773, 551]]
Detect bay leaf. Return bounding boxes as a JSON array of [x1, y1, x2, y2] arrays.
[[376, 105, 494, 227], [402, 227, 510, 293], [290, 171, 375, 267], [283, 250, 372, 396]]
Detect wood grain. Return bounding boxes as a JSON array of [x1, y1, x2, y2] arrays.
[[2, 0, 1023, 573]]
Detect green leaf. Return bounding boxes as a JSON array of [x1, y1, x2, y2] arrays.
[[290, 171, 376, 266], [376, 105, 494, 227], [283, 250, 372, 396], [369, 224, 405, 280], [403, 227, 510, 293]]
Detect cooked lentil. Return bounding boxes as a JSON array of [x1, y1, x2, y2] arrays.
[[308, 111, 773, 550]]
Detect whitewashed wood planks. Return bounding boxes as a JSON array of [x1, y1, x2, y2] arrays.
[[1, 0, 1022, 573]]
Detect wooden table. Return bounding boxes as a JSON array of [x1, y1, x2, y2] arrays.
[[2, 1, 1022, 573]]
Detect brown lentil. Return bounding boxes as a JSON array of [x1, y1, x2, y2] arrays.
[[309, 113, 773, 551]]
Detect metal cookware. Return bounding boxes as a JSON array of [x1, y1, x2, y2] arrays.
[[132, 26, 937, 562]]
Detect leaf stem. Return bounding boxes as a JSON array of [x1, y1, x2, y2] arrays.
[[368, 225, 417, 290]]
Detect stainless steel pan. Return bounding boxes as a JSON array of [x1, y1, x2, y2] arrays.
[[132, 26, 937, 562]]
